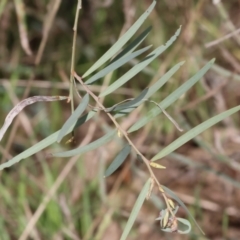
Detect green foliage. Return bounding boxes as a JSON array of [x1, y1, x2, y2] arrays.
[[85, 46, 152, 84], [162, 186, 203, 234], [152, 105, 240, 161], [114, 61, 185, 118], [120, 178, 151, 240], [0, 111, 96, 170], [104, 144, 131, 177], [52, 129, 117, 158], [1, 1, 240, 239], [99, 26, 182, 97], [128, 59, 215, 133], [57, 93, 89, 142], [82, 1, 156, 78]]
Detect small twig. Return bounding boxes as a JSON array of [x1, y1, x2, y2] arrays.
[[74, 72, 175, 217], [14, 0, 32, 55], [69, 0, 82, 111], [144, 99, 183, 132], [213, 0, 240, 46], [35, 0, 62, 64], [73, 78, 102, 111], [0, 79, 134, 96], [205, 27, 240, 48], [67, 0, 82, 140]]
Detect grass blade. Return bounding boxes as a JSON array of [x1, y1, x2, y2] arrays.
[[152, 105, 240, 161], [82, 1, 156, 78], [105, 88, 149, 113], [162, 185, 204, 235], [111, 88, 149, 112], [57, 94, 89, 142], [115, 61, 185, 118], [144, 61, 185, 99], [51, 129, 117, 158], [128, 59, 215, 133], [100, 26, 182, 97], [120, 178, 151, 240], [111, 26, 152, 63], [0, 111, 96, 171], [85, 46, 152, 84], [104, 144, 131, 177]]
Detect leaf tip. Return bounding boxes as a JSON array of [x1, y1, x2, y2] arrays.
[[211, 58, 216, 63], [180, 60, 185, 66], [177, 25, 182, 34]]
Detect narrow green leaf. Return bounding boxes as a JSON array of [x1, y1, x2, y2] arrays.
[[152, 105, 240, 161], [111, 26, 152, 63], [85, 46, 152, 84], [115, 61, 185, 118], [162, 185, 204, 235], [112, 88, 149, 112], [114, 88, 148, 111], [100, 26, 182, 97], [0, 111, 96, 171], [57, 94, 89, 143], [104, 144, 131, 177], [128, 59, 215, 133], [120, 178, 151, 240], [105, 88, 149, 114], [82, 1, 156, 78], [145, 61, 185, 99], [177, 218, 192, 234], [51, 129, 117, 158]]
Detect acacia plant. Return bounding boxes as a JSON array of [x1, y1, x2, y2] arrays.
[[1, 1, 240, 239]]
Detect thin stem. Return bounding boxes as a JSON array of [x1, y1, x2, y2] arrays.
[[146, 100, 183, 132], [69, 0, 82, 114], [74, 72, 174, 216]]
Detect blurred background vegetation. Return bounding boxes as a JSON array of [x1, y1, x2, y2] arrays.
[[1, 0, 240, 239]]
